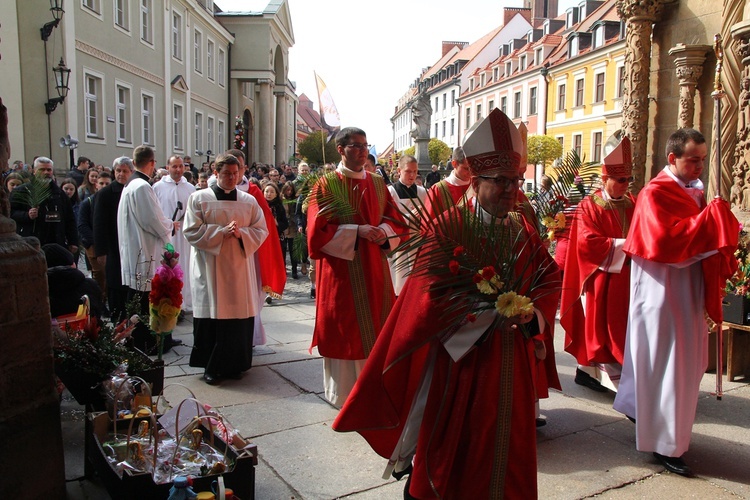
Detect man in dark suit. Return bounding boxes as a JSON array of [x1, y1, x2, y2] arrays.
[[93, 156, 133, 320]]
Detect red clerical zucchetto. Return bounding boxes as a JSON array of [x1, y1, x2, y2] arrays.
[[462, 108, 523, 177], [602, 135, 632, 178]]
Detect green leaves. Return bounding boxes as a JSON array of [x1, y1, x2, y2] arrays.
[[12, 175, 51, 208]]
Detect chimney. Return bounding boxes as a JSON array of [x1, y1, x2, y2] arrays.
[[442, 41, 469, 57]]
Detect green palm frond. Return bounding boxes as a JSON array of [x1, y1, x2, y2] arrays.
[[309, 172, 362, 221], [12, 175, 52, 208], [292, 232, 307, 262]]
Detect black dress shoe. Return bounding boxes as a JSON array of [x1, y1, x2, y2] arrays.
[[310, 288, 316, 299], [626, 415, 636, 424], [574, 368, 609, 393], [167, 338, 183, 347], [203, 373, 220, 385], [391, 463, 412, 481], [535, 417, 547, 428], [653, 452, 694, 476]]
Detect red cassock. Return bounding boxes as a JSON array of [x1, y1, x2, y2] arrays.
[[247, 183, 287, 298], [333, 210, 560, 499], [307, 172, 405, 359], [560, 190, 636, 365], [623, 171, 738, 323], [424, 180, 469, 219]]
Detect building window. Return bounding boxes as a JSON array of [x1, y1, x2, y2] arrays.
[[115, 0, 129, 31], [493, 67, 499, 81], [195, 112, 203, 152], [573, 134, 582, 157], [501, 96, 507, 115], [83, 0, 101, 14], [173, 103, 184, 150], [116, 84, 131, 143], [505, 62, 512, 76], [207, 39, 215, 81], [140, 0, 152, 43], [480, 74, 486, 87], [488, 99, 494, 110], [557, 83, 566, 111], [595, 73, 605, 102], [207, 116, 214, 153], [141, 93, 153, 145], [84, 73, 103, 138], [218, 120, 225, 150], [450, 118, 455, 136], [575, 78, 584, 107], [218, 48, 226, 87], [617, 65, 626, 98], [451, 90, 456, 106], [194, 29, 203, 74], [442, 121, 446, 137], [465, 107, 471, 129], [529, 87, 538, 115], [592, 131, 602, 163], [535, 47, 543, 65], [476, 104, 482, 121], [434, 123, 438, 137], [435, 97, 439, 113], [520, 55, 527, 71], [172, 12, 182, 60], [514, 92, 522, 118], [443, 93, 447, 110]]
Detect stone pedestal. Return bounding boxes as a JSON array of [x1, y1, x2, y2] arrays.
[[668, 44, 712, 129], [414, 138, 431, 171], [0, 215, 65, 497]]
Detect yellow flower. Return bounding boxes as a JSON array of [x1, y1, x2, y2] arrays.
[[541, 216, 555, 228], [490, 275, 504, 289], [555, 212, 566, 229], [495, 291, 534, 318], [547, 229, 556, 241], [477, 280, 497, 295]]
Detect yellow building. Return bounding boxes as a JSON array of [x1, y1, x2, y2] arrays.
[[544, 0, 625, 168]]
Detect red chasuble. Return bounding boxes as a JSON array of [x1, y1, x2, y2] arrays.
[[307, 171, 405, 359], [424, 179, 469, 218], [247, 183, 287, 298], [560, 190, 636, 365], [333, 209, 560, 499], [623, 170, 738, 323]]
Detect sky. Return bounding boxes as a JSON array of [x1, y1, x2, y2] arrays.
[[216, 0, 578, 154]]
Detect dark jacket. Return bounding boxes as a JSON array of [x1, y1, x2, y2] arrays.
[[267, 197, 289, 235], [93, 180, 125, 286], [77, 195, 96, 249], [10, 181, 79, 248], [47, 266, 103, 319]]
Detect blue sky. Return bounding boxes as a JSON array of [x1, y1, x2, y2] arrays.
[[216, 0, 579, 153]]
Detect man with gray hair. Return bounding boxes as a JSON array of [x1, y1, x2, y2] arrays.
[[94, 156, 134, 319], [10, 156, 79, 252]]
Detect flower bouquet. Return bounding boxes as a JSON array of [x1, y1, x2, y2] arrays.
[[725, 225, 750, 299], [149, 244, 183, 359]]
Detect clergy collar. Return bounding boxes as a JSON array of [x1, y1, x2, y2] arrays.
[[445, 170, 471, 187], [663, 165, 704, 190], [132, 170, 150, 183], [337, 162, 367, 180], [472, 197, 509, 225]]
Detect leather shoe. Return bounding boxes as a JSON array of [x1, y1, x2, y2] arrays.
[[653, 452, 693, 476], [167, 338, 183, 347], [626, 415, 636, 424], [574, 368, 609, 393], [535, 417, 547, 428], [202, 373, 220, 385]]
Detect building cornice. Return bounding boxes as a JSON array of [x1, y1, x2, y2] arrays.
[[76, 40, 165, 86]]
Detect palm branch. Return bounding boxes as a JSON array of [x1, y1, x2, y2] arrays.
[[292, 232, 307, 262], [308, 171, 363, 222], [12, 175, 51, 208]]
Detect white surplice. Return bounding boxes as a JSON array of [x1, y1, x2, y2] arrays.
[[153, 176, 196, 311], [183, 188, 268, 319], [387, 183, 427, 295]]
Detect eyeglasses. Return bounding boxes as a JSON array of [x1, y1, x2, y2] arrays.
[[612, 176, 634, 184], [478, 175, 519, 189], [345, 142, 370, 151]]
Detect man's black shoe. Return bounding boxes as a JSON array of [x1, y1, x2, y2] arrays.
[[391, 463, 412, 481], [626, 415, 636, 424], [203, 373, 220, 385], [535, 417, 547, 428], [167, 338, 183, 347], [653, 452, 693, 476], [310, 288, 316, 299], [574, 368, 609, 392]]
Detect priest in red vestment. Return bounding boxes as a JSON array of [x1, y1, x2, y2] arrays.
[[423, 146, 472, 218], [307, 127, 405, 407], [333, 109, 560, 499], [613, 129, 738, 477], [561, 136, 637, 393]]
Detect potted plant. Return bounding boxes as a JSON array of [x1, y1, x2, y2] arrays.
[[723, 225, 750, 325]]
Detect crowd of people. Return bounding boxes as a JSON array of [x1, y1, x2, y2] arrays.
[[2, 107, 739, 497]]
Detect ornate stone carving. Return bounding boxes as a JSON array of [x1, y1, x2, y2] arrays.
[[731, 19, 750, 210], [668, 44, 711, 129], [616, 0, 672, 192]]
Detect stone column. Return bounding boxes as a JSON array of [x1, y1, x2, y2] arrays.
[[274, 89, 287, 166], [731, 20, 750, 211], [668, 44, 711, 129], [258, 79, 273, 165], [616, 0, 670, 192]]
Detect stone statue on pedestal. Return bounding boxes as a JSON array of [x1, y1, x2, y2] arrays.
[[410, 92, 432, 171]]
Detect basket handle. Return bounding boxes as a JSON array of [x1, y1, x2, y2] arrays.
[[154, 382, 197, 414], [168, 397, 228, 482], [113, 375, 153, 437]]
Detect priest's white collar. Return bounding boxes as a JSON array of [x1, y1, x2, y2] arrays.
[[663, 165, 704, 190], [472, 197, 509, 225], [337, 162, 366, 179], [446, 170, 471, 186]]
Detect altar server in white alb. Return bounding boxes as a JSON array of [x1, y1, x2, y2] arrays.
[[386, 155, 427, 296], [153, 155, 196, 313], [183, 153, 268, 385], [613, 128, 738, 477]]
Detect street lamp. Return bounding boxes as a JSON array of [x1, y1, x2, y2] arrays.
[[45, 58, 71, 114], [41, 0, 65, 41]]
